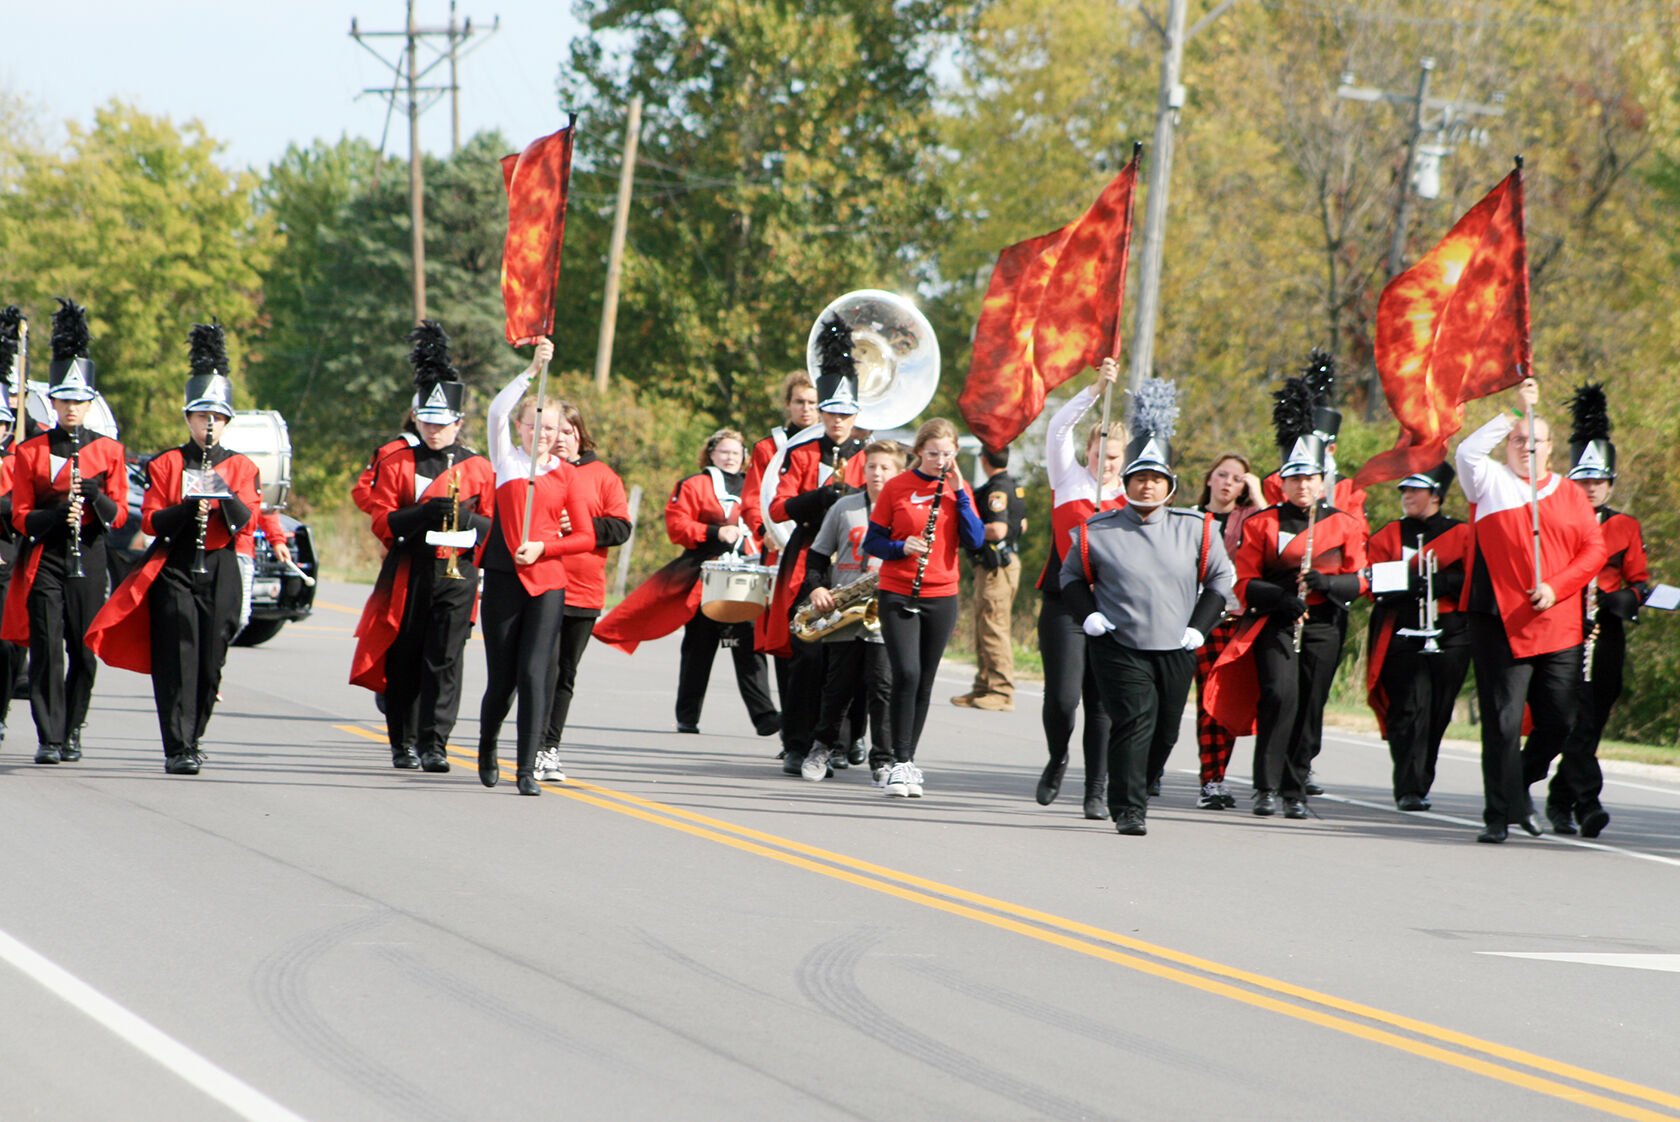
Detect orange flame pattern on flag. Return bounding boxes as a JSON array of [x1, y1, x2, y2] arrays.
[[958, 157, 1138, 452], [501, 122, 576, 347], [1354, 168, 1530, 487]]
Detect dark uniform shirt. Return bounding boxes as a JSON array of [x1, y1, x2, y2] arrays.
[[971, 470, 1026, 569]]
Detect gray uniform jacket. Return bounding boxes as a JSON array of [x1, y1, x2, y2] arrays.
[[1059, 505, 1235, 651]]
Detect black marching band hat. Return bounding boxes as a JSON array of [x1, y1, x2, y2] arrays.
[[47, 298, 97, 402], [1567, 382, 1615, 481], [0, 305, 23, 425], [1398, 461, 1456, 494], [184, 321, 236, 418], [1121, 378, 1178, 483], [1304, 347, 1341, 448], [409, 320, 464, 425], [1274, 347, 1339, 479], [812, 313, 860, 417]]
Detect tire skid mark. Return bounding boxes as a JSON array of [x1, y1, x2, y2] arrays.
[[634, 928, 808, 1012], [250, 912, 467, 1122], [796, 928, 1128, 1122]]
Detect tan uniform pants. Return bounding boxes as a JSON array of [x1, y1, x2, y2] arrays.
[[969, 556, 1019, 699]]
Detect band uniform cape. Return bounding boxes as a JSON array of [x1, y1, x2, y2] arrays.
[[2, 428, 129, 646], [1364, 516, 1469, 736], [84, 444, 259, 673], [1202, 501, 1368, 736], [595, 468, 761, 654], [348, 445, 496, 693]]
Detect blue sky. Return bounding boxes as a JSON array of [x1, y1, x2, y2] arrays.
[[1, 1, 589, 172]]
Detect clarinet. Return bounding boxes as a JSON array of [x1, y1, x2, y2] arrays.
[[1582, 582, 1598, 682], [1292, 497, 1319, 654], [191, 413, 215, 574], [67, 426, 85, 579], [904, 465, 950, 616]]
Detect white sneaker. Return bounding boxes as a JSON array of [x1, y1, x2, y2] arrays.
[[884, 762, 912, 797], [536, 748, 566, 782], [906, 764, 924, 798], [871, 765, 891, 788], [801, 746, 832, 782]]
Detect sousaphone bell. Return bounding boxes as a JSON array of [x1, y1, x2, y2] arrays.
[[804, 290, 940, 431]]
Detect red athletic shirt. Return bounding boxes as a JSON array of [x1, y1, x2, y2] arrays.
[[490, 461, 596, 596], [561, 456, 630, 611], [869, 470, 975, 598]]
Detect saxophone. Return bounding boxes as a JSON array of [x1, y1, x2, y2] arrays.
[[441, 450, 465, 580], [791, 571, 880, 642]]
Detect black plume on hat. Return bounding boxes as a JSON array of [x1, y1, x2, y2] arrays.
[[51, 298, 90, 361], [188, 321, 229, 379], [814, 314, 856, 383], [1301, 348, 1336, 407], [408, 320, 459, 386], [1272, 376, 1315, 449], [1568, 383, 1610, 444], [0, 306, 22, 371]]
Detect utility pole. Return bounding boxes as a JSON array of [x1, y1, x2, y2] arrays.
[[1339, 58, 1503, 414], [1126, 0, 1242, 392], [594, 97, 643, 393], [350, 2, 499, 322]]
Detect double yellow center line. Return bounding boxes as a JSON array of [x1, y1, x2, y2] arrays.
[[336, 723, 1680, 1120]]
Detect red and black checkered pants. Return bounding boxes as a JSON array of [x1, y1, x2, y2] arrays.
[[1193, 617, 1241, 785]]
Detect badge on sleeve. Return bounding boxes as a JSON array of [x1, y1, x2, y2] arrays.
[[988, 491, 1008, 513]]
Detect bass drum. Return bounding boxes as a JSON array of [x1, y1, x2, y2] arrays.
[[23, 381, 119, 440], [699, 557, 776, 623]]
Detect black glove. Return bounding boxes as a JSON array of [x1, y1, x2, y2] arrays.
[[1303, 570, 1330, 593], [149, 500, 198, 539], [1276, 595, 1308, 619], [1601, 587, 1641, 620], [385, 502, 431, 541], [1244, 578, 1285, 614], [1304, 570, 1360, 600], [423, 496, 455, 528], [78, 474, 105, 500], [782, 485, 841, 525]]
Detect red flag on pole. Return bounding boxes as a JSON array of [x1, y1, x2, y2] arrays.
[[501, 119, 577, 346], [958, 153, 1139, 452], [1353, 165, 1531, 487]]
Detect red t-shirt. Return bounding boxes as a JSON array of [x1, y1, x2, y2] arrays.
[[869, 470, 973, 598]]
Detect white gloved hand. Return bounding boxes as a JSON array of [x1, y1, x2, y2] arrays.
[[1180, 626, 1205, 651], [1082, 612, 1116, 638]]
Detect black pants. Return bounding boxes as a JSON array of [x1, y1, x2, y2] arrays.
[[1380, 614, 1471, 800], [383, 557, 477, 755], [778, 628, 824, 754], [676, 610, 778, 731], [477, 569, 567, 778], [1038, 593, 1110, 787], [0, 571, 22, 730], [877, 590, 958, 762], [542, 612, 598, 749], [812, 638, 892, 770], [1251, 611, 1343, 798], [1522, 615, 1619, 816], [27, 540, 109, 747], [148, 549, 242, 758], [1469, 613, 1584, 828], [1088, 640, 1195, 815]]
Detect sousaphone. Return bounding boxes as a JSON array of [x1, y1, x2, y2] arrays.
[[804, 289, 940, 431]]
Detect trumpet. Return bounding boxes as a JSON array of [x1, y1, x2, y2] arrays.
[[67, 425, 85, 580], [441, 451, 465, 580], [1395, 534, 1442, 654]]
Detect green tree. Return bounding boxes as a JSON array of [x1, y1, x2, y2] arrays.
[[0, 100, 275, 450]]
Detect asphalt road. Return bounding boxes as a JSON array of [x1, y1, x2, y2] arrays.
[[2, 579, 1677, 1122]]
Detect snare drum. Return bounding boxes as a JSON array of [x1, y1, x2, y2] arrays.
[[700, 558, 776, 623]]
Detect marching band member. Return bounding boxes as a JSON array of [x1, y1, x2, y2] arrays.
[[797, 438, 903, 782], [86, 324, 253, 775], [1059, 381, 1234, 835], [1520, 384, 1645, 838], [349, 322, 495, 772], [475, 346, 595, 796], [1456, 378, 1605, 843], [594, 431, 779, 737], [1190, 453, 1263, 809], [4, 299, 127, 766], [862, 418, 985, 797], [1205, 371, 1367, 819], [1364, 464, 1469, 811], [1035, 358, 1126, 818], [0, 307, 26, 746], [536, 401, 632, 782], [763, 318, 869, 774]]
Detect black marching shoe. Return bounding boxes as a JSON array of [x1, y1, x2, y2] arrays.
[[60, 730, 83, 763], [781, 751, 806, 776], [1519, 811, 1545, 838], [1477, 823, 1508, 843], [164, 752, 202, 776], [1304, 771, 1325, 796], [1082, 780, 1109, 821], [1396, 794, 1429, 812], [1035, 757, 1068, 806], [676, 723, 700, 735], [1283, 797, 1308, 820], [477, 745, 499, 788], [419, 749, 450, 773], [1114, 809, 1148, 836], [1252, 790, 1279, 817], [753, 714, 782, 737], [516, 774, 541, 796], [1146, 776, 1162, 798], [392, 746, 421, 769], [34, 743, 62, 765], [1578, 807, 1610, 839], [847, 739, 867, 766], [1546, 805, 1577, 835]]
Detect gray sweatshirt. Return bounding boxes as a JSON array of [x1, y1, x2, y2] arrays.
[[1059, 505, 1235, 651]]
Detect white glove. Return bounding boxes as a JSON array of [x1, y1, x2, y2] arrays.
[[1180, 626, 1205, 651], [1082, 612, 1116, 638]]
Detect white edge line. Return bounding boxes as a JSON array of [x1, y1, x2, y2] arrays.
[[0, 928, 309, 1122]]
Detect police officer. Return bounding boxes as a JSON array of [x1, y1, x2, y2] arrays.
[[952, 444, 1026, 712]]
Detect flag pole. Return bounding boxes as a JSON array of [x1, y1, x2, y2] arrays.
[[520, 350, 551, 547], [1098, 142, 1144, 445], [1511, 155, 1543, 594]]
